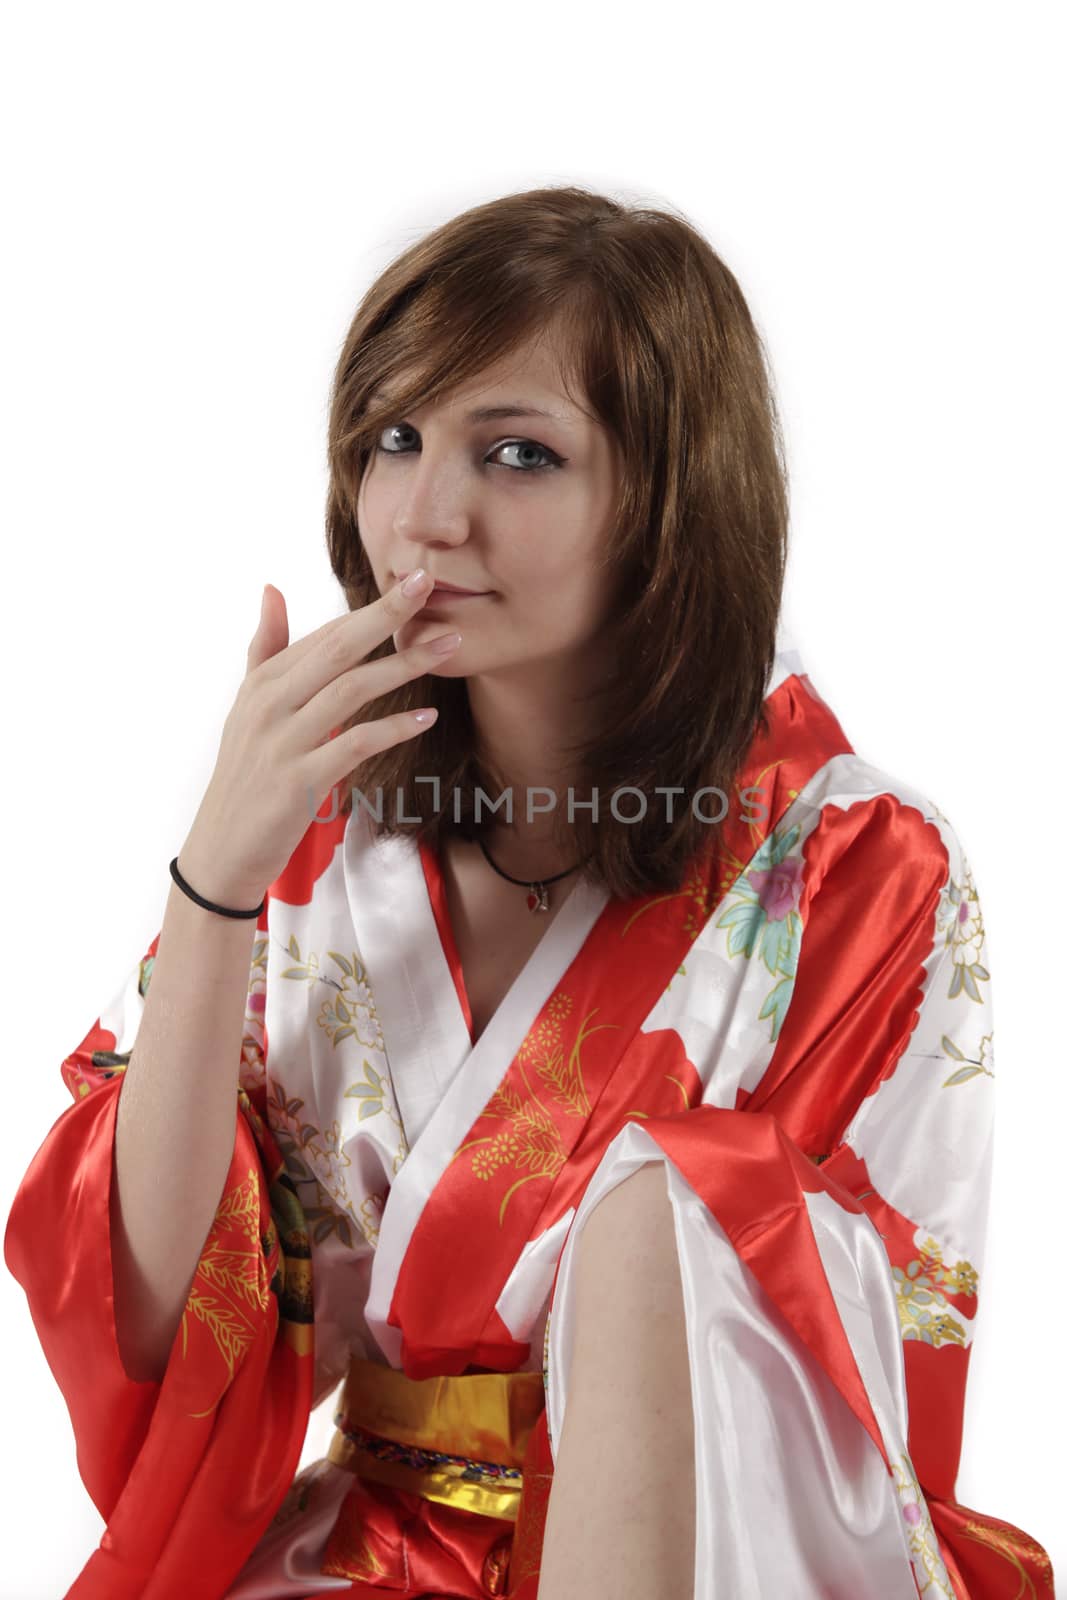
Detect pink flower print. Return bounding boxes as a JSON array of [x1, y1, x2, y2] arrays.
[[748, 857, 803, 921], [902, 1502, 921, 1526]]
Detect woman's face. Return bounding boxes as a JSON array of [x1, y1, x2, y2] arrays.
[[356, 328, 625, 681]]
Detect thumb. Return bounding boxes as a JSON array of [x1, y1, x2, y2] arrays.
[[247, 583, 289, 672]]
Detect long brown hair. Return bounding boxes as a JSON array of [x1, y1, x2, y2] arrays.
[[324, 184, 789, 900]]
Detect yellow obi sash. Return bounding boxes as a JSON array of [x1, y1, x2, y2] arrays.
[[326, 1353, 547, 1523]]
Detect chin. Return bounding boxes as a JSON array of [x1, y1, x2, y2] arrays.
[[425, 652, 469, 677]]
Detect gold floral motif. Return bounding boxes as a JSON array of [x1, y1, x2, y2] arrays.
[[294, 1181, 359, 1251], [239, 937, 269, 1095], [268, 1079, 352, 1197], [344, 1058, 405, 1139], [958, 1518, 1053, 1594], [180, 1292, 258, 1387], [935, 859, 990, 1003], [319, 953, 387, 1053], [454, 994, 618, 1225], [267, 1074, 390, 1250], [357, 1189, 388, 1249], [180, 1167, 272, 1380], [890, 1451, 955, 1596], [622, 856, 712, 942], [518, 993, 603, 1119], [663, 1073, 692, 1109], [718, 766, 793, 859], [321, 1508, 391, 1581], [939, 1030, 995, 1088], [138, 951, 154, 1000], [279, 936, 387, 1056], [919, 1234, 979, 1299], [617, 767, 789, 943], [624, 1070, 695, 1122], [893, 1233, 978, 1347], [262, 937, 406, 1243]]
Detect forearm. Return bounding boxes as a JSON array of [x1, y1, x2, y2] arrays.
[[110, 854, 261, 1384]]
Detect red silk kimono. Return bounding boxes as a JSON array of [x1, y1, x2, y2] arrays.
[[4, 639, 1056, 1598]]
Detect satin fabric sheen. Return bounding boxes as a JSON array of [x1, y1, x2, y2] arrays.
[[4, 642, 1056, 1599]]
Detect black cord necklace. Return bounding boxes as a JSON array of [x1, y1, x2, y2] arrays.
[[475, 834, 593, 913]]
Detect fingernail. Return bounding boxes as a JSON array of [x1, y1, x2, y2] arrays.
[[401, 568, 428, 597], [429, 631, 462, 654]]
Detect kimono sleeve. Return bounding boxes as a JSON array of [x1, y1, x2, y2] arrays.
[[525, 792, 1055, 1600], [2, 892, 316, 1600]]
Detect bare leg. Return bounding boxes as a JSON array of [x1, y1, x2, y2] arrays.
[[537, 1160, 697, 1600]]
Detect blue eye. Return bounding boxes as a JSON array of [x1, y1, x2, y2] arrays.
[[374, 423, 565, 474]]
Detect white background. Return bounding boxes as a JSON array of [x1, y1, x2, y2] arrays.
[[1, 3, 1062, 1595]]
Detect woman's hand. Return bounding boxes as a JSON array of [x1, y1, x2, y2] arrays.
[[177, 570, 459, 909]]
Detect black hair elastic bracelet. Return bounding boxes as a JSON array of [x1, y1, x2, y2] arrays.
[[169, 855, 265, 920]]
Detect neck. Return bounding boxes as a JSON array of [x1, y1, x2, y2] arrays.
[[462, 643, 614, 857]]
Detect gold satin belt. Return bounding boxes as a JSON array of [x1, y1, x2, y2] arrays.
[[326, 1353, 546, 1523]]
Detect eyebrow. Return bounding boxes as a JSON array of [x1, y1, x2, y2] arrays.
[[368, 390, 574, 425]]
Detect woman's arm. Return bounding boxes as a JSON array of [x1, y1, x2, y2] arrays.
[[538, 1161, 695, 1600], [110, 844, 262, 1383]]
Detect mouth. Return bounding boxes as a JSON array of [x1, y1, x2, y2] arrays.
[[419, 590, 490, 609], [396, 572, 491, 597]]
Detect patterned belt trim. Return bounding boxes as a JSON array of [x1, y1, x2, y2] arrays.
[[326, 1352, 547, 1523]]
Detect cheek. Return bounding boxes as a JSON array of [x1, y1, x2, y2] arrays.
[[496, 551, 576, 617], [510, 563, 604, 622], [356, 474, 387, 554]]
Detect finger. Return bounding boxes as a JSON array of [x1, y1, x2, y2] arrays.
[[308, 703, 440, 807], [287, 628, 462, 754], [246, 584, 290, 675], [252, 571, 434, 688], [277, 572, 439, 708]]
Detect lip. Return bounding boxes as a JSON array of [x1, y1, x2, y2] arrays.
[[396, 572, 491, 596]]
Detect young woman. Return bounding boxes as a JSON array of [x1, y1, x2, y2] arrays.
[[5, 186, 1055, 1599]]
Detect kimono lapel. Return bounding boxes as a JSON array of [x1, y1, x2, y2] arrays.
[[345, 804, 612, 1368], [342, 803, 474, 1154], [383, 866, 723, 1377]]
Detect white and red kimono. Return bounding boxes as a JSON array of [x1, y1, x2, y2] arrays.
[[5, 635, 1056, 1599]]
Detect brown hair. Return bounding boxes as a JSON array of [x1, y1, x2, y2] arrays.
[[324, 184, 789, 900]]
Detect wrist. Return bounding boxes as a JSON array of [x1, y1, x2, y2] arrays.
[[174, 841, 266, 916]]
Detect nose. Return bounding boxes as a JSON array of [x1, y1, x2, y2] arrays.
[[389, 447, 476, 554], [393, 490, 472, 550], [393, 516, 473, 576]]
